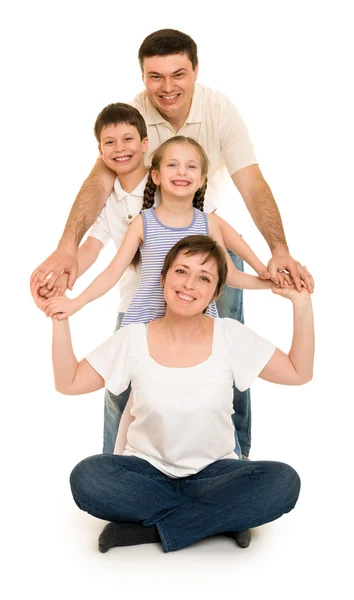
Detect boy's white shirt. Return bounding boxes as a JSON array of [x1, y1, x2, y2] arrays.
[[88, 174, 216, 313]]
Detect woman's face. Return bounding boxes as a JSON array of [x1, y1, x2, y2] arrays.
[[163, 251, 219, 317]]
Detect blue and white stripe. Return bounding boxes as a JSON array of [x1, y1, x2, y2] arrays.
[[121, 207, 218, 326]]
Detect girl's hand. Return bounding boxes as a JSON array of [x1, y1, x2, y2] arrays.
[[42, 296, 81, 320], [31, 278, 60, 313], [38, 273, 69, 298], [256, 264, 293, 288]]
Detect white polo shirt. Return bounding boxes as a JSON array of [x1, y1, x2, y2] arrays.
[[89, 175, 216, 313], [131, 83, 258, 208]]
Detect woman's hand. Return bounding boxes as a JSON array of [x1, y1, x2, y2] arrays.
[[272, 284, 311, 302], [43, 295, 82, 319]]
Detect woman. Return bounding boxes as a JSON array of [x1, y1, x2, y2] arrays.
[[32, 235, 314, 553]]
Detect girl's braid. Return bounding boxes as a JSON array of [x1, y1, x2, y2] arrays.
[[193, 177, 208, 212], [142, 171, 156, 209]]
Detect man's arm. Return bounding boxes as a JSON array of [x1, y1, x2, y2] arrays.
[[31, 159, 115, 290], [232, 164, 314, 293]]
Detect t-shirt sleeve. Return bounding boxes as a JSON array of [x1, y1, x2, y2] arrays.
[[220, 318, 276, 392], [203, 198, 217, 213], [89, 206, 112, 247], [85, 325, 137, 395], [218, 94, 258, 175]]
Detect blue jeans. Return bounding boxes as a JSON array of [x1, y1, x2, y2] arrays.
[[70, 454, 300, 552], [103, 251, 250, 457]]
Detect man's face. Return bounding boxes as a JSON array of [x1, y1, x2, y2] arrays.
[[142, 53, 198, 123], [99, 123, 148, 175]]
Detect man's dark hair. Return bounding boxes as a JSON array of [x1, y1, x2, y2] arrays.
[[138, 29, 198, 70], [94, 102, 147, 142]]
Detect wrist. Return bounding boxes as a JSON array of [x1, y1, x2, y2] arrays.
[[57, 236, 78, 252], [271, 243, 289, 256]]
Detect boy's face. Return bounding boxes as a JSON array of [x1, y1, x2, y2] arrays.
[[99, 123, 148, 175], [142, 53, 198, 123]]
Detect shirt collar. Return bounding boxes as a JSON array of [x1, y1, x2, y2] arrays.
[[145, 83, 203, 126], [113, 173, 148, 202]]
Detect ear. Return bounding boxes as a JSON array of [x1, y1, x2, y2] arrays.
[[98, 143, 103, 156], [193, 63, 199, 81], [151, 169, 160, 186], [142, 137, 149, 153]]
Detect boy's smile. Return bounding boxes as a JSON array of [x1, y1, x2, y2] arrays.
[[99, 123, 148, 177]]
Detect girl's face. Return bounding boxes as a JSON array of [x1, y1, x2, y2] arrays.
[[163, 250, 219, 317], [152, 143, 205, 198]]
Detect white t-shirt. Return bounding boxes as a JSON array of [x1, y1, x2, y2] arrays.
[[86, 318, 275, 478], [89, 175, 216, 313]]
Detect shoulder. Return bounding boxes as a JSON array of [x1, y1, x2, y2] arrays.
[[129, 90, 147, 115], [216, 317, 245, 338], [199, 84, 236, 110]]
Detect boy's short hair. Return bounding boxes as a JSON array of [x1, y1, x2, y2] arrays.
[[161, 235, 228, 300], [138, 29, 198, 70], [94, 103, 147, 142]]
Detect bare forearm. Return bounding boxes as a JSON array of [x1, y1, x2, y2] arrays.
[[245, 181, 288, 252], [288, 298, 314, 382], [215, 214, 266, 272], [77, 239, 102, 278], [227, 270, 272, 290], [59, 160, 115, 248], [52, 320, 78, 392]]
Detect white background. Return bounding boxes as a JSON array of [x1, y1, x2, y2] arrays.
[[1, 1, 353, 598]]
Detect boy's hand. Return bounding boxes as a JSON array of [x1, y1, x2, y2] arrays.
[[256, 264, 293, 288], [39, 273, 69, 298], [43, 296, 82, 320]]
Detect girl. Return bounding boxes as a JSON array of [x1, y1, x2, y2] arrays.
[[42, 136, 287, 322], [31, 235, 314, 553]]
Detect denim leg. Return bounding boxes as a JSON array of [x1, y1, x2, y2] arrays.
[[216, 250, 251, 457], [157, 459, 301, 552], [70, 454, 191, 545], [103, 313, 130, 453]]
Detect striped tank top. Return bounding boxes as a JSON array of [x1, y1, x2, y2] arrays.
[[121, 207, 218, 326]]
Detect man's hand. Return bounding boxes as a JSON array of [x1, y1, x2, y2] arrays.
[[30, 246, 78, 291], [43, 296, 82, 320], [268, 248, 314, 293]]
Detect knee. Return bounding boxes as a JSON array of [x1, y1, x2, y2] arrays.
[[69, 455, 102, 500], [276, 462, 301, 508]]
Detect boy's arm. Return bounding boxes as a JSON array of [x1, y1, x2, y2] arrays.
[[259, 287, 314, 385], [208, 215, 273, 290], [114, 391, 135, 454], [30, 158, 116, 290], [52, 318, 105, 395], [43, 215, 144, 319]]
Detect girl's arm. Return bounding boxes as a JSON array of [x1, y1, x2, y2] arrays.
[[52, 318, 104, 394], [211, 212, 269, 277], [43, 215, 144, 319], [114, 391, 135, 454], [259, 287, 314, 385], [208, 214, 273, 290]]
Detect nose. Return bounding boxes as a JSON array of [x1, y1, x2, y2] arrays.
[[114, 140, 125, 152], [183, 274, 195, 290], [176, 163, 187, 176], [161, 77, 174, 93]]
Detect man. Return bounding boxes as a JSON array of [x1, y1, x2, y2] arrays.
[[31, 29, 313, 461]]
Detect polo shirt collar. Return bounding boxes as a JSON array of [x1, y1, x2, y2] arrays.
[[113, 173, 148, 202], [145, 82, 203, 126]]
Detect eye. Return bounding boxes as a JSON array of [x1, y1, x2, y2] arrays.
[[105, 140, 113, 145], [188, 165, 197, 169], [167, 162, 177, 167], [200, 276, 210, 282], [125, 137, 133, 141], [151, 75, 160, 80], [175, 269, 186, 274], [175, 73, 183, 78]]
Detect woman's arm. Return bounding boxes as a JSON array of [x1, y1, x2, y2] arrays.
[[43, 215, 144, 319], [208, 214, 273, 290], [52, 319, 105, 394], [259, 287, 314, 385], [114, 391, 135, 454]]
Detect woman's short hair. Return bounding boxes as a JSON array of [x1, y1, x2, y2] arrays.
[[161, 235, 228, 300]]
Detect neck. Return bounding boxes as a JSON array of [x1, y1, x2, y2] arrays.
[[118, 164, 148, 193], [160, 309, 208, 339], [158, 190, 194, 214], [159, 100, 192, 132]]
